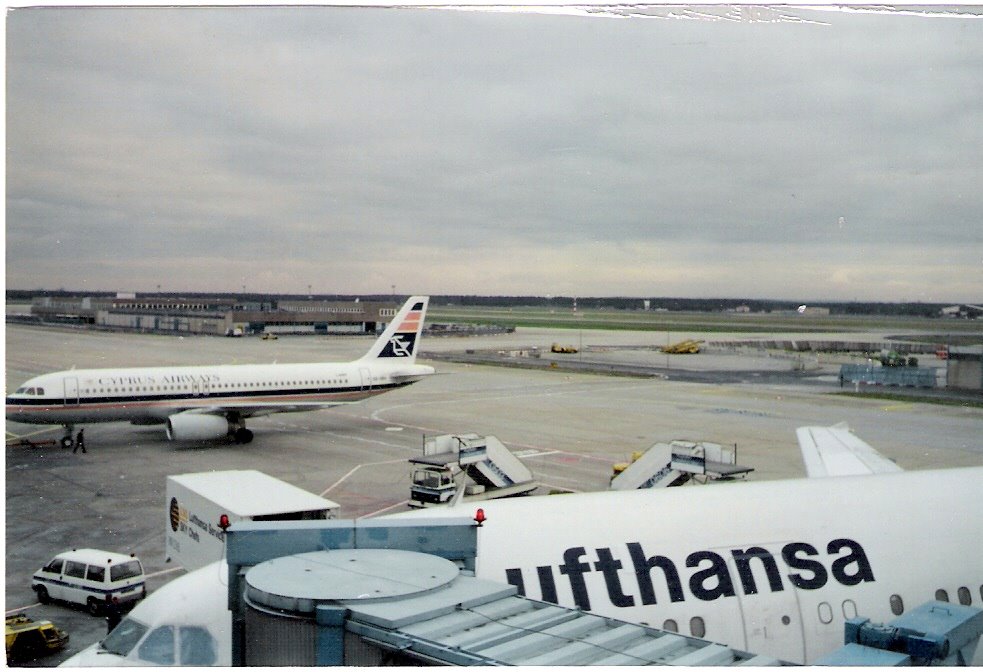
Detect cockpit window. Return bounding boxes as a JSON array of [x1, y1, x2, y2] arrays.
[[15, 387, 26, 394], [101, 617, 149, 656], [36, 388, 44, 395], [139, 625, 175, 664], [180, 626, 217, 665]]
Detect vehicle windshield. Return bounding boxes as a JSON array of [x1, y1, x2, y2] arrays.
[[100, 617, 148, 656], [110, 560, 143, 581]]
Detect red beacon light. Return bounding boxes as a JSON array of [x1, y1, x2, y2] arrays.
[[218, 514, 231, 531], [474, 508, 486, 527]]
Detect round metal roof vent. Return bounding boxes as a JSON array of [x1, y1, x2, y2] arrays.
[[245, 548, 459, 615]]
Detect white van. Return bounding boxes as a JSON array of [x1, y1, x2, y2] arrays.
[[31, 549, 146, 615]]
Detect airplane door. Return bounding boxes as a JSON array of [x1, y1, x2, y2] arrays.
[[359, 368, 372, 391], [727, 554, 806, 663], [63, 376, 80, 406]]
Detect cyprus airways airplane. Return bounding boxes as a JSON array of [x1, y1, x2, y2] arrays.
[[60, 425, 983, 666], [5, 296, 433, 447]]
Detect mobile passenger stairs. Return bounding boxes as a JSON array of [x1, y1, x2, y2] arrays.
[[408, 433, 537, 508], [610, 440, 754, 490]]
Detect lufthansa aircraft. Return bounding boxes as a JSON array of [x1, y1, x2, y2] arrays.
[[60, 425, 983, 666], [5, 296, 433, 447]]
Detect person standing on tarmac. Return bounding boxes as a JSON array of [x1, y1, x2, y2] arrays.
[[73, 428, 86, 454], [106, 596, 122, 633]]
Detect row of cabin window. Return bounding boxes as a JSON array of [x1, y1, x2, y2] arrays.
[[659, 586, 983, 640], [80, 379, 348, 394], [934, 586, 981, 608]]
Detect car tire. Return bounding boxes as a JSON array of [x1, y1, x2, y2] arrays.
[[35, 586, 50, 604]]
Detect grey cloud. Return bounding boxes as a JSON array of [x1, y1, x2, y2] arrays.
[[6, 7, 982, 299]]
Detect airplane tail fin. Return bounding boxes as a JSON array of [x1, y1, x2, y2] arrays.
[[359, 296, 429, 363], [796, 423, 904, 478]]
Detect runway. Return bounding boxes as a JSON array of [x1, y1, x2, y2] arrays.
[[5, 322, 982, 665]]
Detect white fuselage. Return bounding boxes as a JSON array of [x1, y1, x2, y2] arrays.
[[5, 360, 434, 426], [62, 467, 983, 667], [6, 295, 433, 439], [399, 466, 983, 664]]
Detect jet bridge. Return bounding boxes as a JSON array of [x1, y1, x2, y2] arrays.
[[225, 518, 783, 666], [610, 440, 754, 490], [220, 518, 981, 667], [409, 433, 537, 507]]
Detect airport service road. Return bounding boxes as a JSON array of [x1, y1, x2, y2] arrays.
[[5, 324, 983, 665]]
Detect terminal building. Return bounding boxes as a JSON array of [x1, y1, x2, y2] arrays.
[[26, 294, 399, 337]]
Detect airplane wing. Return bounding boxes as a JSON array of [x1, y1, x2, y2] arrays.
[[796, 423, 903, 477], [186, 400, 358, 419]]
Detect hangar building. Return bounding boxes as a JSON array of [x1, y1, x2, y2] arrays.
[[28, 295, 399, 337]]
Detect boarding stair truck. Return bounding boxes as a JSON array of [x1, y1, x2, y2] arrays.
[[409, 433, 537, 507], [166, 470, 339, 571], [610, 440, 753, 490]]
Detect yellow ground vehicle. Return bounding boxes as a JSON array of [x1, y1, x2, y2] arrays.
[[5, 614, 69, 662], [550, 343, 578, 354], [660, 339, 703, 354]]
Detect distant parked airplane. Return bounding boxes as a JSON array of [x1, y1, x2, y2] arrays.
[[5, 296, 433, 447]]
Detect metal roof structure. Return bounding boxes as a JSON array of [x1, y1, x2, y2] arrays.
[[168, 470, 337, 518]]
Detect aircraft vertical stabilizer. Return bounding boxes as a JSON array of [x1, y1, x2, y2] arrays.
[[360, 296, 429, 364]]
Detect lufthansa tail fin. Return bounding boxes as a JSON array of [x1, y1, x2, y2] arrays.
[[359, 296, 429, 363]]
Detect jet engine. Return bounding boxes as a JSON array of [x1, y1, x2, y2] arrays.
[[165, 414, 230, 442]]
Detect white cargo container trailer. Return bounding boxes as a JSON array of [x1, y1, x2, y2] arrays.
[[166, 470, 339, 571]]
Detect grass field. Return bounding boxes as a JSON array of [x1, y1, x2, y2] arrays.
[[428, 304, 983, 339]]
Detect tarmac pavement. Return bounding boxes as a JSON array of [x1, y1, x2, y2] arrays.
[[5, 323, 982, 666]]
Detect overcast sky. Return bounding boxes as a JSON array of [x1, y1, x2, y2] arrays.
[[6, 6, 982, 301]]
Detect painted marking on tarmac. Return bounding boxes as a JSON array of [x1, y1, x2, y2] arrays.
[[6, 604, 41, 615], [6, 427, 62, 442], [514, 449, 559, 458], [881, 403, 914, 411], [145, 567, 185, 580], [321, 457, 407, 497], [358, 500, 411, 519]]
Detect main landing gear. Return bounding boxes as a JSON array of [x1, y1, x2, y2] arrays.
[[232, 427, 254, 444], [60, 426, 75, 450]]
